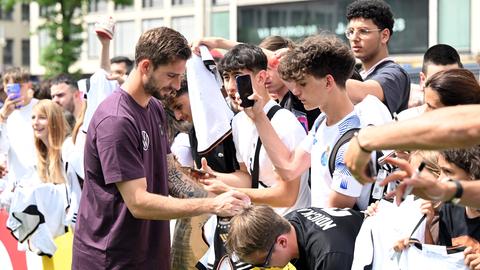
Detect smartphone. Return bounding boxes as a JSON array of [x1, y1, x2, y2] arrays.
[[6, 83, 21, 100], [235, 74, 254, 108], [180, 166, 215, 178]]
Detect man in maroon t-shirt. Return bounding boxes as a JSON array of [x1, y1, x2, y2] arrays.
[[72, 27, 249, 270]]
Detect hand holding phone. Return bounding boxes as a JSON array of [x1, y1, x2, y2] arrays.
[[180, 166, 215, 179], [6, 83, 21, 100], [235, 74, 254, 108], [6, 83, 22, 109]]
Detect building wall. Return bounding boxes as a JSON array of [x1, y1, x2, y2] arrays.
[[27, 0, 480, 76], [0, 3, 30, 73]]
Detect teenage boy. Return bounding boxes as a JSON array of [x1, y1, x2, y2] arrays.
[[244, 35, 391, 210], [345, 0, 410, 115]]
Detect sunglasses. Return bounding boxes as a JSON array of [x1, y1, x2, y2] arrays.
[[252, 238, 276, 268]]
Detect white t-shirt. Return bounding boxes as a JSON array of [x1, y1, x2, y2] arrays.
[[81, 69, 119, 133], [301, 95, 391, 209], [171, 132, 194, 167], [396, 104, 426, 121], [232, 100, 311, 215], [0, 98, 39, 191]]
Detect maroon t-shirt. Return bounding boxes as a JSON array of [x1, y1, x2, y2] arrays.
[[72, 89, 171, 269]]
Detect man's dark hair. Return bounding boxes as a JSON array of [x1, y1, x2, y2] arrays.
[[219, 43, 267, 74], [442, 146, 480, 179], [346, 0, 395, 38], [50, 73, 79, 91], [111, 56, 134, 74], [259, 36, 294, 51], [422, 44, 463, 74], [425, 68, 480, 107], [135, 27, 191, 69], [278, 35, 355, 87]]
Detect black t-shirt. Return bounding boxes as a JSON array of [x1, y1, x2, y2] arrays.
[[188, 127, 239, 173], [286, 208, 364, 270], [365, 60, 410, 115], [280, 91, 320, 131], [438, 203, 480, 247]]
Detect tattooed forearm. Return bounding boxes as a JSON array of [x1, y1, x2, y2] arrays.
[[167, 154, 208, 199]]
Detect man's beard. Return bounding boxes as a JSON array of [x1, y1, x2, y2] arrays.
[[144, 76, 175, 100]]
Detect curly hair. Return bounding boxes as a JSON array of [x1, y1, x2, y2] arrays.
[[442, 146, 480, 179], [277, 35, 355, 87], [219, 43, 267, 74], [346, 0, 395, 37]]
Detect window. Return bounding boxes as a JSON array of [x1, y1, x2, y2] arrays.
[[213, 0, 229, 5], [143, 0, 163, 8], [172, 0, 193, 6], [171, 16, 195, 42], [39, 5, 52, 18], [114, 21, 136, 57], [88, 0, 108, 13], [3, 39, 13, 65], [21, 4, 30, 21], [115, 2, 134, 11], [22, 39, 30, 66], [237, 0, 428, 54], [438, 0, 470, 51], [142, 18, 164, 32], [211, 12, 229, 39], [87, 23, 100, 59], [0, 6, 14, 20], [38, 29, 51, 56]]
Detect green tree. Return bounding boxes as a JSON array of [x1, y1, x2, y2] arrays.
[[1, 0, 131, 77]]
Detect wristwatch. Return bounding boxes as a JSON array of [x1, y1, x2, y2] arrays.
[[447, 179, 463, 204]]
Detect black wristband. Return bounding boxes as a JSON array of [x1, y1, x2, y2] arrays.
[[447, 179, 463, 204], [353, 131, 371, 153]]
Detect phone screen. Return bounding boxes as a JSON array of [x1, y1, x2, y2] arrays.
[[6, 83, 21, 99], [235, 74, 254, 108]]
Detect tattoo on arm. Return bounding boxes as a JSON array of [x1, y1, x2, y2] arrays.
[[167, 154, 208, 199]]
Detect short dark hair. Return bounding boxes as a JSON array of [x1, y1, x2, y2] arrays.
[[110, 56, 134, 74], [346, 0, 395, 38], [50, 73, 79, 92], [425, 68, 480, 107], [259, 36, 294, 51], [278, 35, 355, 87], [422, 44, 463, 74], [135, 27, 191, 69], [442, 146, 480, 179], [219, 43, 267, 74]]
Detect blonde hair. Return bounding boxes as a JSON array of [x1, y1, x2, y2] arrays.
[[33, 99, 69, 184], [226, 205, 291, 260], [410, 150, 441, 178]]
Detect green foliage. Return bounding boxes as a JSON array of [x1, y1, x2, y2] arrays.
[[1, 0, 132, 77]]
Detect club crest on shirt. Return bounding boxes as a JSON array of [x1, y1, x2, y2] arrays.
[[142, 130, 150, 151], [321, 146, 330, 166]]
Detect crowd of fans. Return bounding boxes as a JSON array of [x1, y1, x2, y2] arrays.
[[0, 0, 479, 269]]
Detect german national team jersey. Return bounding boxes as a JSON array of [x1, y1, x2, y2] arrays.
[[286, 208, 364, 270]]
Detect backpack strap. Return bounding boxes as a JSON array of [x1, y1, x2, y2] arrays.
[[251, 105, 282, 188], [328, 127, 390, 209], [328, 128, 360, 177]]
